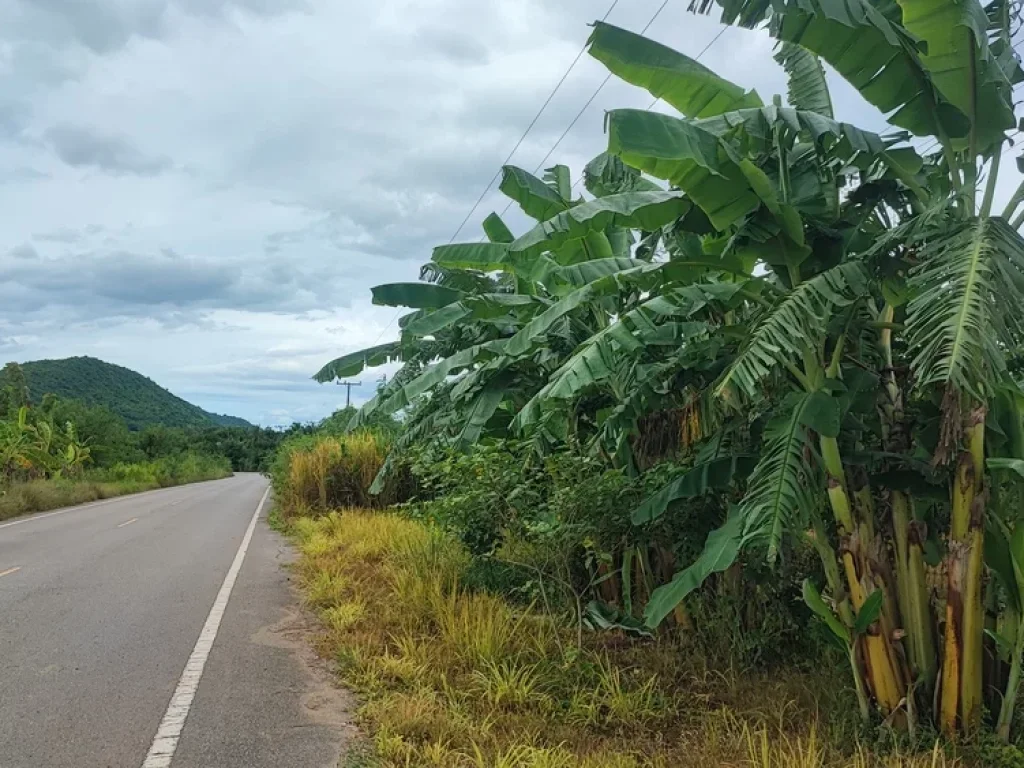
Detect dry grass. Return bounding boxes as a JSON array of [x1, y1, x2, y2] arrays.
[[281, 433, 392, 514], [294, 509, 975, 768]]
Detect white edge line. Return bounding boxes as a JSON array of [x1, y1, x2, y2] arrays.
[[0, 476, 237, 531], [141, 485, 270, 768]]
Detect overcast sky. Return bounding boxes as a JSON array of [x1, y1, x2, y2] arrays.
[[1, 0, 1020, 426]]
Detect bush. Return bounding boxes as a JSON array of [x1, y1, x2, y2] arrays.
[[397, 439, 820, 671], [91, 453, 230, 488], [271, 430, 409, 516]]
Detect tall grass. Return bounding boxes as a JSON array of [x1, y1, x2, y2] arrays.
[[272, 431, 407, 516], [294, 510, 970, 768]]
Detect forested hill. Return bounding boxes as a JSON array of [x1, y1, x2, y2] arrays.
[[0, 356, 252, 430]]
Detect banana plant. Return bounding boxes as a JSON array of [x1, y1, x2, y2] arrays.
[[631, 0, 1023, 736], [315, 1, 1024, 740], [316, 161, 691, 468]]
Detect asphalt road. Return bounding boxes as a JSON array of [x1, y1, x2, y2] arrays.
[[0, 473, 351, 768]]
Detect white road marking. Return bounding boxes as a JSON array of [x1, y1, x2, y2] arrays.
[[140, 485, 270, 768], [0, 498, 123, 530], [0, 477, 236, 532], [117, 518, 139, 528], [0, 566, 21, 578]]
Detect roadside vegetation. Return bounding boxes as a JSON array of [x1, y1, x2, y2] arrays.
[[0, 362, 284, 521], [281, 0, 1024, 763], [276, 434, 975, 766]]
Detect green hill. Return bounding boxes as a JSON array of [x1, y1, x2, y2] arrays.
[[1, 356, 253, 430]]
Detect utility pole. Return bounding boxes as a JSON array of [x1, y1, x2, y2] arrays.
[[337, 381, 361, 408]]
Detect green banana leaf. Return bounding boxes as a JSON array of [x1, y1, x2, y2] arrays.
[[644, 510, 743, 627], [371, 283, 464, 309], [510, 191, 691, 259], [897, 0, 1017, 151], [607, 108, 761, 230], [500, 165, 570, 221], [587, 21, 763, 118], [632, 455, 757, 525], [313, 342, 402, 382]]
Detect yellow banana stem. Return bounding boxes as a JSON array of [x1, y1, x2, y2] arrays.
[[959, 412, 986, 732], [941, 543, 966, 735], [941, 406, 986, 735], [825, 434, 905, 716]]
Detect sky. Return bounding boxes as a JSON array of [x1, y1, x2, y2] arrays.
[[0, 0, 1020, 427]]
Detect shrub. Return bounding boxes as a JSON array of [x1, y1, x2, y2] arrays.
[[271, 430, 409, 516]]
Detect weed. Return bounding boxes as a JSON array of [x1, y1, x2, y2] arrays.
[[322, 600, 366, 632], [471, 660, 548, 710], [289, 509, 980, 768], [304, 568, 347, 609]]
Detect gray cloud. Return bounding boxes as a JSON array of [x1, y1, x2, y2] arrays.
[[8, 243, 39, 260], [33, 227, 82, 243], [0, 0, 1017, 426], [6, 0, 308, 54], [415, 26, 490, 64], [45, 124, 173, 175], [23, 0, 166, 54], [0, 167, 49, 184]]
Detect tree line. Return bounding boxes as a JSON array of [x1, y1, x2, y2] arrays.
[[0, 361, 288, 480]]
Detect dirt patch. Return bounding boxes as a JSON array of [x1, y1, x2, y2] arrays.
[[250, 542, 365, 766]]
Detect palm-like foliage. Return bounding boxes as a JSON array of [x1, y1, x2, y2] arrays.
[[317, 3, 1024, 740]]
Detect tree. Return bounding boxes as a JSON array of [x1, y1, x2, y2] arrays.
[[0, 363, 30, 418], [316, 5, 1024, 740]]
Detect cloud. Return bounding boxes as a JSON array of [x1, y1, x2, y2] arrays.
[[33, 227, 82, 243], [0, 0, 1018, 427], [5, 0, 309, 54], [0, 167, 49, 184], [414, 26, 490, 64], [44, 123, 172, 175], [20, 0, 167, 54], [8, 242, 39, 260]]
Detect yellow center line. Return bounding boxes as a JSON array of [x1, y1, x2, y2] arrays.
[[0, 566, 21, 578], [117, 518, 139, 528]]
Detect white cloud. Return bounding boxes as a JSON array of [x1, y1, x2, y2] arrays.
[[0, 0, 1019, 424]]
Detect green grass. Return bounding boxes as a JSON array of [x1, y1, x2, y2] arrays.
[[0, 469, 232, 523], [267, 503, 288, 532]]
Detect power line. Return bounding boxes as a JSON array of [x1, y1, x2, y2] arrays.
[[445, 0, 623, 244], [566, 22, 729, 194], [645, 26, 728, 112], [528, 0, 675, 179]]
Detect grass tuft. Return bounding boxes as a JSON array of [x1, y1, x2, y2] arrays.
[[291, 509, 969, 768]]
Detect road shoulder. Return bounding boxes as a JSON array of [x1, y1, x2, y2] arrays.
[[171, 507, 357, 768]]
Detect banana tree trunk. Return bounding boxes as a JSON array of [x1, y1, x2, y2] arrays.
[[821, 435, 908, 716], [879, 306, 937, 695], [808, 513, 871, 722], [905, 514, 938, 688], [940, 405, 987, 735]]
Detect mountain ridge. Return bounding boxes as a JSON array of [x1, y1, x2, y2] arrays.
[[1, 356, 252, 430]]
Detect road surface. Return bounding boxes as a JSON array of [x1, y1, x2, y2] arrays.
[[0, 473, 352, 768]]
